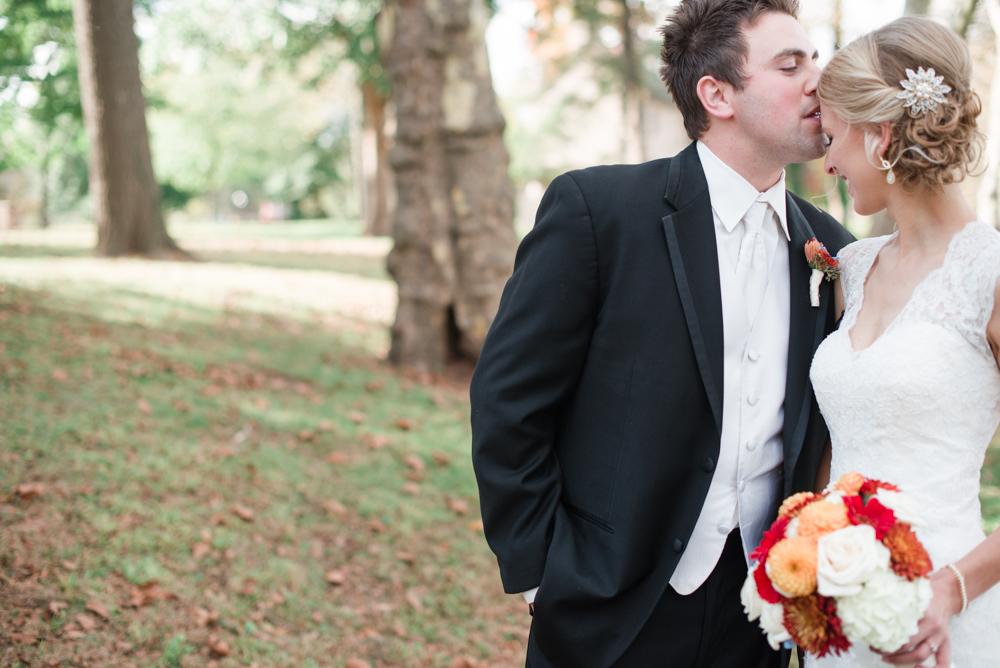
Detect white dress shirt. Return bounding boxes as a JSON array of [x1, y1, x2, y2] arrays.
[[523, 142, 792, 605], [667, 142, 791, 594]]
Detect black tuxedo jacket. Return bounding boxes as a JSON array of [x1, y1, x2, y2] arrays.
[[470, 142, 855, 667]]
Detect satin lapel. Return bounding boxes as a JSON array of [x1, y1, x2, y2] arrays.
[[661, 144, 724, 434], [782, 196, 830, 493]]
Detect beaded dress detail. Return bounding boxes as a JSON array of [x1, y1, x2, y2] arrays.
[[807, 220, 1000, 667]]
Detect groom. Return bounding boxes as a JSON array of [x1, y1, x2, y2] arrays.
[[471, 0, 853, 666]]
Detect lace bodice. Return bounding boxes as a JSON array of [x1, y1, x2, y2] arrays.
[[807, 220, 1000, 668]]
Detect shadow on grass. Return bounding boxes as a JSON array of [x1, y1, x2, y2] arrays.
[[0, 283, 522, 668]]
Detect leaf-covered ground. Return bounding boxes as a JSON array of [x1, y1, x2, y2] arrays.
[[0, 223, 526, 667]]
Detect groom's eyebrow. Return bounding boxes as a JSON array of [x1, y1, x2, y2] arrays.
[[773, 48, 820, 62]]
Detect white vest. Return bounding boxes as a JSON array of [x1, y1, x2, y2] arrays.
[[668, 215, 790, 595]]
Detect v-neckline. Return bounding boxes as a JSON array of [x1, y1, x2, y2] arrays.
[[847, 221, 976, 354]]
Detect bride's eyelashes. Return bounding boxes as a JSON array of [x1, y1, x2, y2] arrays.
[[822, 133, 833, 149]]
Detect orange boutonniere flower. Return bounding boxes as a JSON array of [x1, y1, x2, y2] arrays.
[[804, 238, 840, 307]]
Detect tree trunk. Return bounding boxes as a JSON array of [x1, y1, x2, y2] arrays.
[[71, 0, 183, 257], [955, 0, 982, 38], [904, 0, 931, 15], [361, 80, 395, 237], [382, 0, 517, 369]]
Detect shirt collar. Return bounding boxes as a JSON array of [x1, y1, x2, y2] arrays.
[[696, 141, 790, 241]]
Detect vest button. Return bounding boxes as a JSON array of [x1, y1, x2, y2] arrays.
[[703, 456, 715, 472], [748, 394, 758, 406], [717, 523, 729, 535], [739, 480, 747, 493], [747, 440, 758, 451], [673, 538, 684, 553], [748, 350, 760, 362]]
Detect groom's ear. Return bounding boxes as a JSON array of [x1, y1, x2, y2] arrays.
[[696, 75, 736, 122]]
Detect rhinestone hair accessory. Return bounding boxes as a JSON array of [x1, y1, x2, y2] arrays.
[[896, 67, 951, 116]]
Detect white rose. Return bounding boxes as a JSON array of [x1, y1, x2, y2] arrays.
[[741, 565, 764, 621], [836, 569, 933, 652], [873, 489, 927, 527], [823, 490, 847, 505], [816, 525, 889, 597], [759, 601, 791, 650]]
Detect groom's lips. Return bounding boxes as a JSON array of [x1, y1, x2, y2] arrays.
[[805, 106, 821, 122]]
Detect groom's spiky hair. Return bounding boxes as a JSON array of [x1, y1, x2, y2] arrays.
[[659, 0, 799, 139]]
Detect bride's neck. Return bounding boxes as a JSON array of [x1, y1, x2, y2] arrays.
[[883, 183, 976, 256]]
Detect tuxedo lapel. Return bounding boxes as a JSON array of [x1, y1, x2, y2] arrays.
[[782, 195, 830, 493], [661, 143, 724, 434]]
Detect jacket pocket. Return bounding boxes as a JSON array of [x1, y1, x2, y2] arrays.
[[564, 503, 615, 533]]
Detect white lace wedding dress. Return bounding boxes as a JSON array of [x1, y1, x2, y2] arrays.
[[806, 220, 1000, 667]]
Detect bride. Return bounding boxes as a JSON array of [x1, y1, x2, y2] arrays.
[[808, 16, 1000, 668]]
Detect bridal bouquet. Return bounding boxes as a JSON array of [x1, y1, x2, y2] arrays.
[[741, 472, 934, 657]]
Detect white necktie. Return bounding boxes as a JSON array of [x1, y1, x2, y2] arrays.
[[735, 197, 770, 325]]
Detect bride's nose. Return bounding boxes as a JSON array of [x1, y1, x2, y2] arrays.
[[823, 153, 837, 177]]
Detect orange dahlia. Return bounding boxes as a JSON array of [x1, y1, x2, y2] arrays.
[[832, 471, 865, 495], [766, 537, 818, 597], [797, 501, 850, 540], [783, 594, 851, 658], [779, 492, 816, 519], [883, 522, 933, 580]]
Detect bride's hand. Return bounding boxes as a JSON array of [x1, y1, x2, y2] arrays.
[[875, 569, 961, 666]]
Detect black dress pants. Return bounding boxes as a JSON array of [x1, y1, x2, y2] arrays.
[[526, 528, 781, 668]]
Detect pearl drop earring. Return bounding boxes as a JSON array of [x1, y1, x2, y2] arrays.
[[881, 157, 896, 185]]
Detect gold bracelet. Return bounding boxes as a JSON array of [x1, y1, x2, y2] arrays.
[[946, 563, 969, 613]]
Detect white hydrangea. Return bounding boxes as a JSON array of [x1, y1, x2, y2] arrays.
[[835, 568, 933, 653], [759, 600, 791, 650], [741, 565, 764, 621]]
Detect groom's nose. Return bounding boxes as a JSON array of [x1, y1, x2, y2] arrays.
[[803, 59, 820, 97]]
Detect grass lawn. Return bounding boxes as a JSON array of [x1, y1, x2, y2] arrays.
[[0, 222, 526, 668], [3, 221, 1000, 668]]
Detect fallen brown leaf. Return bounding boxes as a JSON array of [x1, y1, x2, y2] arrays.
[[172, 400, 190, 412], [402, 482, 421, 496], [449, 658, 481, 668], [346, 660, 372, 668], [208, 637, 231, 657], [125, 580, 179, 608], [253, 396, 269, 410], [51, 368, 69, 382], [392, 623, 408, 637], [346, 410, 367, 424], [238, 578, 257, 596], [447, 498, 469, 515], [363, 433, 392, 450], [14, 482, 44, 501], [85, 599, 110, 620], [136, 398, 152, 415], [468, 519, 484, 531], [395, 551, 416, 565], [394, 417, 415, 431], [326, 452, 350, 465], [191, 542, 211, 560], [76, 613, 97, 631], [232, 504, 255, 522], [48, 601, 69, 615], [60, 560, 77, 571], [432, 451, 450, 466], [325, 570, 346, 585], [405, 589, 424, 612], [318, 419, 334, 431], [403, 454, 426, 480], [364, 379, 385, 392], [368, 519, 387, 532], [11, 632, 38, 645], [298, 429, 316, 442], [324, 500, 348, 517], [193, 607, 219, 627], [311, 611, 324, 624], [64, 629, 85, 640], [115, 640, 134, 652]]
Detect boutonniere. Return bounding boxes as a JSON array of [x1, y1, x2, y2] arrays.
[[804, 238, 840, 307]]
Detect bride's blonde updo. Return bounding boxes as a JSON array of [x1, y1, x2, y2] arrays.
[[818, 17, 983, 191]]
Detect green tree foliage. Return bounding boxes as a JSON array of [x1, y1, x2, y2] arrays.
[[142, 0, 358, 218], [0, 0, 87, 221]]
